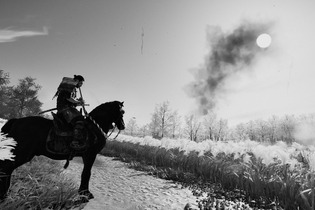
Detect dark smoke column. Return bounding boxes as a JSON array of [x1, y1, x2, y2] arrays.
[[186, 20, 272, 115]]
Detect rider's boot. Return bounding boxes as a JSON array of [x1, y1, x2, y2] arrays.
[[70, 121, 87, 151]]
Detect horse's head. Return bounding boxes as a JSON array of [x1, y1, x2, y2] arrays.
[[89, 101, 126, 133], [112, 101, 125, 130]]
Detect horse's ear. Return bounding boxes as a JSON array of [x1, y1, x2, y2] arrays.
[[121, 101, 124, 106]]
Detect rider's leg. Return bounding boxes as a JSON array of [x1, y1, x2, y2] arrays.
[[60, 108, 87, 150], [71, 120, 87, 150]]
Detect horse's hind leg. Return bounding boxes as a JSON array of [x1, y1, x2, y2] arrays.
[[0, 173, 12, 201], [0, 161, 14, 201], [0, 154, 35, 201]]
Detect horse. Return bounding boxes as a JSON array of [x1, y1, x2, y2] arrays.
[[0, 100, 125, 201]]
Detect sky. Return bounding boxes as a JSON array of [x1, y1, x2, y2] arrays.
[[0, 0, 315, 127]]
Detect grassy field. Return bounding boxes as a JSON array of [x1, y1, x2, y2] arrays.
[[100, 135, 315, 210], [1, 129, 315, 209], [0, 156, 82, 210]]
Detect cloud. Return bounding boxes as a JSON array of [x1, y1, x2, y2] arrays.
[[0, 27, 48, 43]]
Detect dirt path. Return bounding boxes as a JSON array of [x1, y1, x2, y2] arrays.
[[63, 155, 198, 210]]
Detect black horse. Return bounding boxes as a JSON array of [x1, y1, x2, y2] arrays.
[[0, 101, 125, 201]]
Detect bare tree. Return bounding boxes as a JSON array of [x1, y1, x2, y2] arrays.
[[149, 112, 160, 139], [125, 117, 138, 136], [279, 115, 296, 144], [184, 114, 201, 142], [139, 124, 149, 137], [236, 115, 297, 143], [246, 120, 257, 141], [201, 112, 228, 141], [202, 111, 217, 140], [149, 101, 174, 139], [267, 115, 279, 143], [216, 118, 228, 141], [158, 101, 173, 138], [255, 120, 270, 142], [170, 111, 181, 139], [234, 123, 248, 141]]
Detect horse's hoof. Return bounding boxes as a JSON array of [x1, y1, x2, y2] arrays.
[[73, 197, 89, 205], [79, 190, 94, 200], [78, 196, 89, 204]]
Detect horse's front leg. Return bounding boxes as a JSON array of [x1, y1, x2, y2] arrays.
[[78, 152, 97, 200]]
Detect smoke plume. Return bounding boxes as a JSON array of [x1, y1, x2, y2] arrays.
[[187, 20, 272, 115]]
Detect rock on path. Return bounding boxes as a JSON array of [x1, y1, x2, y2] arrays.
[[63, 155, 198, 210]]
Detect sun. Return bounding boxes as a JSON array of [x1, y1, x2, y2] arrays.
[[256, 33, 272, 48]]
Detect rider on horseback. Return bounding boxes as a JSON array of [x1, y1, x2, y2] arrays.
[[53, 75, 87, 151]]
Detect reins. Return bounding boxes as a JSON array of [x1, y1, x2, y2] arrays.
[[86, 115, 107, 138], [113, 130, 121, 139], [85, 114, 121, 140], [78, 88, 121, 140], [106, 125, 121, 140]]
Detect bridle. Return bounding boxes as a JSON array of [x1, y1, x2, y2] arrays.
[[109, 105, 125, 139], [86, 103, 125, 140]]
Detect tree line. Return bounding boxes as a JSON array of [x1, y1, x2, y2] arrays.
[[1, 69, 313, 144], [0, 70, 42, 119], [124, 101, 315, 144]]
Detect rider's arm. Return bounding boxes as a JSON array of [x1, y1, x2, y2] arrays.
[[67, 88, 84, 106], [67, 97, 81, 105]]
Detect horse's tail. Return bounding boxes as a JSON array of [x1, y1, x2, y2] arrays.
[[1, 118, 18, 136]]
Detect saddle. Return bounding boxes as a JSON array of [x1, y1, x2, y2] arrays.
[[46, 112, 81, 155]]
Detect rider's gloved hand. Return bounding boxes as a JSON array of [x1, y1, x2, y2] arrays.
[[77, 97, 85, 105]]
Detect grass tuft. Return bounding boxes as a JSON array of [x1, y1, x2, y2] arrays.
[[0, 156, 84, 210]]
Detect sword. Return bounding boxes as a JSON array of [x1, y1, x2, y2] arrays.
[[38, 108, 57, 115], [38, 104, 89, 115], [78, 87, 88, 116]]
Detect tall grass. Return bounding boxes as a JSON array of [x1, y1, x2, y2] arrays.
[[101, 135, 315, 209], [0, 156, 82, 210]]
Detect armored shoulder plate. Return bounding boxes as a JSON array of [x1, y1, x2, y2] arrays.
[[58, 77, 78, 92]]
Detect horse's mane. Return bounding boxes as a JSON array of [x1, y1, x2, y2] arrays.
[[89, 101, 120, 117]]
